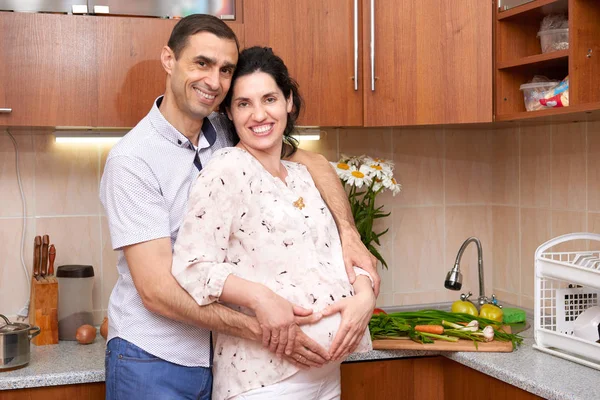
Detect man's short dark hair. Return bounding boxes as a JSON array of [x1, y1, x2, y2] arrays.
[[168, 14, 239, 59]]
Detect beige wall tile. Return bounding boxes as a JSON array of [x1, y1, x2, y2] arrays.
[[392, 207, 444, 293], [0, 133, 35, 217], [520, 208, 551, 299], [0, 218, 36, 318], [445, 129, 493, 205], [101, 217, 119, 310], [492, 206, 520, 294], [35, 216, 102, 313], [34, 136, 101, 216], [298, 128, 338, 162], [338, 128, 393, 161], [588, 121, 600, 212], [376, 294, 393, 307], [492, 128, 519, 206], [493, 289, 520, 307], [445, 206, 493, 298], [589, 212, 600, 235], [392, 128, 444, 207], [520, 125, 551, 208], [393, 290, 456, 307], [551, 122, 586, 211], [550, 210, 586, 252], [521, 295, 534, 310]]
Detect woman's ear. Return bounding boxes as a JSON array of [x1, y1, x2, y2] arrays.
[[286, 92, 293, 113], [226, 107, 233, 121]]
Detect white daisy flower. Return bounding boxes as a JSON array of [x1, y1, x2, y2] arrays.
[[340, 154, 364, 168], [331, 161, 352, 180], [346, 165, 373, 188], [382, 174, 402, 196]]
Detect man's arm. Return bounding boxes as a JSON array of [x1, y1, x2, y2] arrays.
[[289, 148, 381, 296], [124, 237, 330, 366]]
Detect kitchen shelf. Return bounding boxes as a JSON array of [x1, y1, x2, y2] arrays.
[[497, 50, 568, 70], [497, 0, 568, 20], [495, 102, 600, 121]]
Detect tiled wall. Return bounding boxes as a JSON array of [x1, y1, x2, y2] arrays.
[[1, 120, 598, 321]]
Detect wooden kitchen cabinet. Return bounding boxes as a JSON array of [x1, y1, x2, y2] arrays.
[[244, 0, 492, 127], [363, 0, 493, 126], [2, 382, 105, 400], [340, 357, 444, 399], [243, 0, 363, 127], [0, 12, 244, 128], [0, 12, 98, 127], [494, 0, 600, 121]]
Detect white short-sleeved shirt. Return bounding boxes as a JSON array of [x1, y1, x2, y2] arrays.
[[172, 147, 372, 399], [99, 96, 234, 367]]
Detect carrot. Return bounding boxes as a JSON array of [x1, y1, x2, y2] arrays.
[[414, 325, 444, 335]]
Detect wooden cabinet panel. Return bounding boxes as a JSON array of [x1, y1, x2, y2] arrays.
[[0, 12, 98, 127], [243, 0, 363, 126], [363, 0, 492, 126], [2, 382, 105, 400], [341, 359, 415, 399], [442, 358, 543, 400], [95, 17, 177, 128]]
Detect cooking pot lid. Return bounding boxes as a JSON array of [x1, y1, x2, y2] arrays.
[[0, 314, 29, 334]]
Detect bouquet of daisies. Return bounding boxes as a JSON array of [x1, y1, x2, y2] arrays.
[[331, 155, 401, 269]]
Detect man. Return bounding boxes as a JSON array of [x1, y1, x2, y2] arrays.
[[100, 14, 380, 400]]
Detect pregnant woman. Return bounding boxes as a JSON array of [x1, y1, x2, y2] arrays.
[[172, 46, 374, 400]]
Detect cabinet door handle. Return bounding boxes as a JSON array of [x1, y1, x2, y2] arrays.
[[370, 0, 375, 91], [0, 108, 12, 114], [353, 0, 359, 91]]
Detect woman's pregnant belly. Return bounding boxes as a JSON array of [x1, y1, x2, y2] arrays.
[[300, 312, 344, 352]]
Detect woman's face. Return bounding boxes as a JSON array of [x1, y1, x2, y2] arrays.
[[227, 71, 292, 154]]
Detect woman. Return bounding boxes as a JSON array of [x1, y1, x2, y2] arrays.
[[172, 47, 374, 400]]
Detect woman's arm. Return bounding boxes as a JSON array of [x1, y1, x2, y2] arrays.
[[289, 149, 381, 296]]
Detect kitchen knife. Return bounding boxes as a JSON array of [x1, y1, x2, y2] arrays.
[[33, 236, 42, 281], [41, 235, 49, 279], [48, 244, 56, 277]]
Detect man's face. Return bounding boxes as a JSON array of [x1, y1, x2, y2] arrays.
[[168, 32, 238, 121]]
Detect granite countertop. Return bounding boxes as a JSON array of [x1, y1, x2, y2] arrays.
[[2, 319, 600, 399]]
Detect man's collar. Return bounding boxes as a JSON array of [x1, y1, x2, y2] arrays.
[[150, 96, 217, 149]]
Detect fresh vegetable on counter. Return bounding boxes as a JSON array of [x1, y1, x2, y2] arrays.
[[451, 299, 478, 317], [479, 304, 504, 322], [369, 309, 523, 349]]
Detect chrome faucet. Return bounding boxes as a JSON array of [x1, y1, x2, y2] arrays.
[[444, 237, 488, 306]]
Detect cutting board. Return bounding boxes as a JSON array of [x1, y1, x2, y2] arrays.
[[373, 326, 514, 352]]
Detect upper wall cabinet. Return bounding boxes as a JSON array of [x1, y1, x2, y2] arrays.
[[244, 0, 492, 127], [0, 12, 243, 128], [243, 0, 363, 127]]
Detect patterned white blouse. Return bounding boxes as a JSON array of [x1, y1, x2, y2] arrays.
[[172, 147, 372, 400]]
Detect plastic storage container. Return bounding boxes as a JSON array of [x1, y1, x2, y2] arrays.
[[537, 28, 569, 53], [520, 82, 559, 111], [56, 265, 95, 340]]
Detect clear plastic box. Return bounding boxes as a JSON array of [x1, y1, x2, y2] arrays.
[[519, 82, 559, 111], [537, 28, 569, 53]]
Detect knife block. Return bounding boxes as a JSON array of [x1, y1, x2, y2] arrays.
[[29, 278, 59, 346]]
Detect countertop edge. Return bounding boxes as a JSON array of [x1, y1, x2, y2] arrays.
[[0, 370, 105, 390]]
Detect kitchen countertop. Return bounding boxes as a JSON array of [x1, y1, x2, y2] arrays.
[[2, 319, 599, 399]]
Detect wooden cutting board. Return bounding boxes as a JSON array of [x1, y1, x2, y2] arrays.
[[372, 326, 514, 352]]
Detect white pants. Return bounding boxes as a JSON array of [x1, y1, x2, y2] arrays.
[[231, 361, 341, 400]]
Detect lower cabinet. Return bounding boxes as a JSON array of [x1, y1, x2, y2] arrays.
[[2, 382, 105, 400], [341, 357, 543, 400]]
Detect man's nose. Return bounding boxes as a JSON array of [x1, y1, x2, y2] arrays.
[[204, 68, 220, 90]]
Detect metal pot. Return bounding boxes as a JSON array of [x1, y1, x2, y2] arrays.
[[0, 314, 40, 370]]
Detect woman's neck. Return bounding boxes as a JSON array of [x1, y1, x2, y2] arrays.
[[237, 142, 288, 183]]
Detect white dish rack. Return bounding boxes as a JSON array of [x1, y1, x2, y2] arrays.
[[534, 233, 600, 369]]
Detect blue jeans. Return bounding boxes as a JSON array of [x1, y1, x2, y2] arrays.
[[105, 338, 212, 400]]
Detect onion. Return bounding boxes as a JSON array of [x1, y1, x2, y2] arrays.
[[100, 317, 108, 340], [76, 324, 97, 345]]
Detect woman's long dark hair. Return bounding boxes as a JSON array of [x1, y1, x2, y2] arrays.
[[221, 47, 302, 158]]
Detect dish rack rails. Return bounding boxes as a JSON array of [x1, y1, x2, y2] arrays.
[[534, 233, 600, 369]]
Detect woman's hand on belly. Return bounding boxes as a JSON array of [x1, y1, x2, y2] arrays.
[[321, 278, 376, 360]]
